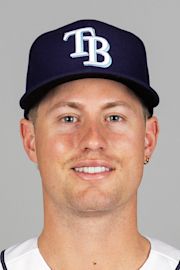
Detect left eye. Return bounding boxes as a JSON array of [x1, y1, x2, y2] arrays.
[[106, 115, 123, 122], [61, 116, 78, 123]]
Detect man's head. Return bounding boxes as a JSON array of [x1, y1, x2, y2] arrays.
[[19, 20, 159, 215]]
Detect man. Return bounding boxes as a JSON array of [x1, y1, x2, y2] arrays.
[[1, 19, 180, 270]]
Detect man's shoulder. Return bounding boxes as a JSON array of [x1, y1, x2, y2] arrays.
[[0, 238, 46, 270], [148, 237, 180, 269], [150, 238, 180, 259], [4, 238, 37, 261]]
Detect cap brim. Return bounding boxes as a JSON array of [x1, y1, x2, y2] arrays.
[[20, 71, 159, 117]]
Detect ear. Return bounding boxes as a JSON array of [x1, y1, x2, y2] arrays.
[[144, 116, 159, 159], [20, 119, 37, 163]]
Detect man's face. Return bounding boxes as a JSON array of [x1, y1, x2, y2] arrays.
[[21, 78, 158, 215]]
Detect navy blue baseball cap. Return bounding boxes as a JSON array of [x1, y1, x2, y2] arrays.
[[20, 19, 159, 118]]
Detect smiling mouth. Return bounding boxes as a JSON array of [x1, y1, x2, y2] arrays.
[[73, 166, 113, 174], [71, 166, 114, 181]]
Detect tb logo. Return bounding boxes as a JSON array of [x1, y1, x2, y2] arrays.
[[63, 27, 112, 68]]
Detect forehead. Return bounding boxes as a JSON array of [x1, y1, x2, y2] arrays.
[[40, 78, 142, 109]]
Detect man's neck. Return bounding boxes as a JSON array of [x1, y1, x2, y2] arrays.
[[38, 198, 150, 270]]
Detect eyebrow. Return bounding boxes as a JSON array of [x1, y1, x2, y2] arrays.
[[48, 101, 84, 114], [48, 100, 135, 114], [101, 101, 135, 111]]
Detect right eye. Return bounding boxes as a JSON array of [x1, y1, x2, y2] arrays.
[[60, 115, 78, 123]]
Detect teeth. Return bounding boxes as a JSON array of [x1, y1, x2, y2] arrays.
[[74, 166, 111, 174]]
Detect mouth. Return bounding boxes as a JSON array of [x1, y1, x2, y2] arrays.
[[71, 161, 115, 181], [73, 166, 112, 173]]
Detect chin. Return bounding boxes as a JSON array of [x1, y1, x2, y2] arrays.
[[66, 188, 122, 216]]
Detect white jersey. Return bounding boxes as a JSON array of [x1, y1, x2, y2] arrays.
[[0, 237, 180, 269]]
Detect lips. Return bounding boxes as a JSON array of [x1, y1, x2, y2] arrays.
[[71, 160, 115, 180], [74, 166, 111, 173]]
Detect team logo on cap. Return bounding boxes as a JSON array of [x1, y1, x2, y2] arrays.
[[63, 27, 112, 68]]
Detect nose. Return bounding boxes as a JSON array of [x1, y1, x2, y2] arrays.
[[79, 122, 107, 152]]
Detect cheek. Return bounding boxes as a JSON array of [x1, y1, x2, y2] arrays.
[[109, 127, 145, 153], [112, 129, 145, 185], [35, 131, 79, 164], [108, 125, 145, 176]]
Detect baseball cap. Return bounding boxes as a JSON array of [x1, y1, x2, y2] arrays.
[[20, 19, 159, 118]]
